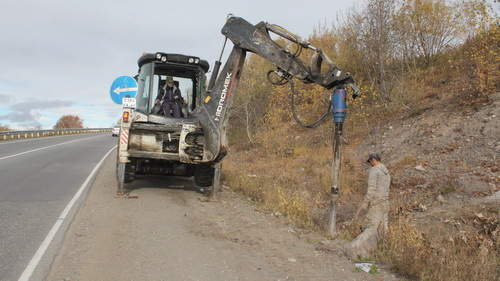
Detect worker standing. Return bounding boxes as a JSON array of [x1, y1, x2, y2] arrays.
[[343, 152, 391, 258], [363, 153, 391, 233]]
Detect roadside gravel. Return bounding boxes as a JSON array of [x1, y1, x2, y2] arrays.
[[46, 151, 398, 281]]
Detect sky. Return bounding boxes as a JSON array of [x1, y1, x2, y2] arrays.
[[0, 0, 357, 130]]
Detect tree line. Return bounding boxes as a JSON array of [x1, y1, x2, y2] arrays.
[[0, 115, 84, 131]]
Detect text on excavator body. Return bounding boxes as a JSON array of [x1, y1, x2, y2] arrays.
[[215, 72, 232, 121]]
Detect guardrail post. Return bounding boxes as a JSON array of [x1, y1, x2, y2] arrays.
[[0, 128, 113, 140]]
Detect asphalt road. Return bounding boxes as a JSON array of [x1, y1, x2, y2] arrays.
[[0, 133, 117, 281]]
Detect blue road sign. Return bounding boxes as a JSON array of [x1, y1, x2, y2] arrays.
[[110, 76, 138, 104]]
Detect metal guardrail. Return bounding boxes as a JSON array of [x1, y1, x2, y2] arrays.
[[0, 128, 111, 140]]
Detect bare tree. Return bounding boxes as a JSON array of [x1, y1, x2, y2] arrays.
[[54, 115, 84, 129], [332, 0, 397, 105], [361, 0, 397, 101], [394, 0, 465, 65], [0, 124, 11, 131], [229, 54, 274, 146]]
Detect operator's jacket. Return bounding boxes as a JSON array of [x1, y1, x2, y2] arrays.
[[156, 85, 182, 105]]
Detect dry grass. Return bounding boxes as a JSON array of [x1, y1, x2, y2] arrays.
[[369, 190, 500, 281], [388, 155, 417, 175], [376, 208, 499, 280], [222, 147, 327, 229], [222, 140, 369, 231], [222, 139, 499, 280]]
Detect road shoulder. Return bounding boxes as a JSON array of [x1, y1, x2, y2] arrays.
[[46, 152, 398, 280]]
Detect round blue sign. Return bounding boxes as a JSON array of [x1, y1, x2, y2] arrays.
[[110, 76, 138, 104]]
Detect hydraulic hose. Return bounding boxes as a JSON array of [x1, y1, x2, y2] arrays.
[[288, 77, 331, 129]]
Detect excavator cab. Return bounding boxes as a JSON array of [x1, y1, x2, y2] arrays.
[[116, 53, 214, 193], [133, 53, 210, 118]]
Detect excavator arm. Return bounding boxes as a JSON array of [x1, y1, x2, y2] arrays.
[[194, 16, 359, 163]]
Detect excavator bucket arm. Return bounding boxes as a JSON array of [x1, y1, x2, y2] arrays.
[[194, 16, 358, 163]]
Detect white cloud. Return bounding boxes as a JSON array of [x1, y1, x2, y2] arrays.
[[0, 0, 355, 130]]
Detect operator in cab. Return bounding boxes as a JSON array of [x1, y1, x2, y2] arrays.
[[155, 76, 184, 118]]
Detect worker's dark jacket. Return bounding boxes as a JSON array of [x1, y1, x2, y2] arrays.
[[156, 86, 182, 104]]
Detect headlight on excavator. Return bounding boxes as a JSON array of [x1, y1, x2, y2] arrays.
[[188, 57, 199, 64], [155, 53, 167, 62]]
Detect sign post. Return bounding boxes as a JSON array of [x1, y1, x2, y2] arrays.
[[110, 76, 138, 104], [110, 76, 138, 195]]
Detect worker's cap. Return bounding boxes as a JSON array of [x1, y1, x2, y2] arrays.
[[366, 152, 381, 163], [166, 76, 174, 83]]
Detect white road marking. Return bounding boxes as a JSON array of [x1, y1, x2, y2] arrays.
[[0, 136, 99, 161], [17, 145, 116, 281]]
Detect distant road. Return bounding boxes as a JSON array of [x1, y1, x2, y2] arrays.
[[0, 133, 117, 281]]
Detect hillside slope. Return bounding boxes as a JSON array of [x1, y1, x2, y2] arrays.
[[223, 90, 499, 279], [356, 92, 499, 205], [343, 92, 499, 278]]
